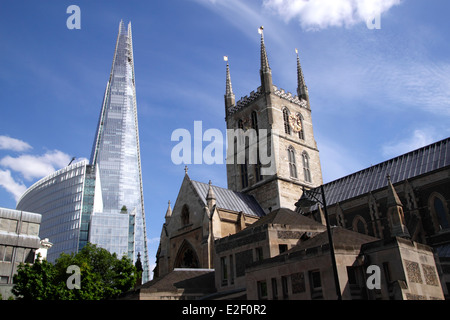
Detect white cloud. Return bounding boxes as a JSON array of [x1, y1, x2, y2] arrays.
[[193, 0, 287, 47], [381, 129, 436, 158], [378, 61, 450, 116], [0, 169, 27, 202], [0, 150, 72, 181], [263, 0, 401, 30], [0, 136, 32, 152]]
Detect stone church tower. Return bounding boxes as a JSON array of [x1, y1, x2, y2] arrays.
[[225, 27, 323, 213]]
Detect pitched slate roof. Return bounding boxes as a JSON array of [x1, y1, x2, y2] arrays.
[[314, 137, 450, 207], [249, 207, 324, 229], [288, 227, 379, 253], [191, 180, 266, 217]]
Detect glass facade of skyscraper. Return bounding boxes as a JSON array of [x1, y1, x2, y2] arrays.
[[16, 20, 150, 282], [90, 21, 149, 281]]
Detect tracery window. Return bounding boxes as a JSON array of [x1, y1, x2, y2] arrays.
[[283, 108, 291, 135], [302, 151, 311, 182], [181, 204, 190, 226], [429, 193, 450, 231], [297, 113, 305, 140], [288, 146, 297, 179]]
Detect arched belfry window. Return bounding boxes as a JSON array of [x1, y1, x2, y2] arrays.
[[181, 204, 190, 226], [302, 151, 311, 182], [240, 159, 248, 188], [252, 110, 262, 182], [283, 108, 291, 135], [429, 193, 450, 231], [251, 111, 258, 132], [238, 119, 244, 130], [297, 113, 305, 140], [287, 146, 297, 179]]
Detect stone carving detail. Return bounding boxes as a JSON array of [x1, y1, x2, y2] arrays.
[[406, 293, 426, 300], [422, 264, 439, 286], [277, 230, 303, 239], [405, 260, 423, 284]]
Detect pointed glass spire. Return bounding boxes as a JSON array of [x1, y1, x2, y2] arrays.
[[89, 20, 150, 282]]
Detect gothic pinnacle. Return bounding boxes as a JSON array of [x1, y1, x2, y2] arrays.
[[259, 26, 271, 73], [295, 48, 309, 106], [259, 26, 273, 93], [224, 56, 235, 115], [224, 56, 233, 96]]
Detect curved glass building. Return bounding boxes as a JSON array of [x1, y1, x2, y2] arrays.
[[16, 160, 95, 262], [16, 20, 150, 282]]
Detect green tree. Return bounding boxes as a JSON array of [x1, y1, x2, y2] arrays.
[[12, 257, 62, 300], [13, 243, 137, 300]]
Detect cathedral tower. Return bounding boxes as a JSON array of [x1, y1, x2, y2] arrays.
[[225, 27, 322, 212]]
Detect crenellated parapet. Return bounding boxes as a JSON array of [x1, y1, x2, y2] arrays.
[[272, 85, 309, 109], [227, 87, 263, 116], [227, 85, 308, 116]]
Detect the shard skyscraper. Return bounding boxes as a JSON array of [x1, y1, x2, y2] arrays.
[[90, 20, 149, 282]]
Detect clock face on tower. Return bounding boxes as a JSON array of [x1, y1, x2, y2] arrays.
[[289, 114, 302, 133]]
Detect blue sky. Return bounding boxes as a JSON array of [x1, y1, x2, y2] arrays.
[[1, 0, 450, 272]]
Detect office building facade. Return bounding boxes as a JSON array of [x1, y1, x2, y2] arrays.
[[89, 20, 149, 282], [16, 20, 149, 282], [16, 160, 96, 262]]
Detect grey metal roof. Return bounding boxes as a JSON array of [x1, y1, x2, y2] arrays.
[[318, 137, 450, 207], [190, 180, 266, 217]]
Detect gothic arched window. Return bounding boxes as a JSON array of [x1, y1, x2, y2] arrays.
[[181, 204, 190, 226], [174, 240, 199, 269], [302, 151, 311, 182], [287, 146, 297, 178], [251, 111, 258, 132], [255, 159, 263, 182], [352, 215, 368, 235], [283, 108, 291, 135], [296, 113, 305, 140], [240, 159, 248, 188], [429, 193, 450, 231], [238, 119, 244, 130]]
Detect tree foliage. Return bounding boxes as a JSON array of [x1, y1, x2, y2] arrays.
[[12, 243, 137, 300]]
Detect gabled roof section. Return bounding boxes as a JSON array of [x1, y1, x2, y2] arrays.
[[312, 137, 450, 207], [190, 180, 265, 217], [287, 227, 378, 254], [249, 207, 324, 229]]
